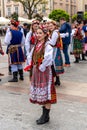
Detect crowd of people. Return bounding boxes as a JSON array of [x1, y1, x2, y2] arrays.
[[0, 15, 87, 125]]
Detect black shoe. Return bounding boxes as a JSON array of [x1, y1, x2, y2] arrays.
[[74, 57, 79, 63], [8, 66, 12, 75], [55, 76, 60, 86], [0, 79, 1, 81], [8, 78, 18, 82], [18, 69, 24, 80], [82, 58, 86, 61], [36, 107, 50, 125], [82, 54, 86, 61], [0, 73, 4, 76], [74, 60, 79, 63], [8, 72, 18, 82]]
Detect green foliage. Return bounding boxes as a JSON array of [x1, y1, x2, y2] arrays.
[[49, 9, 69, 22], [72, 12, 87, 22], [11, 12, 19, 21], [72, 14, 77, 22], [84, 12, 87, 20]]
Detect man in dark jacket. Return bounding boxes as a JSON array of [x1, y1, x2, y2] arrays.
[[59, 17, 71, 67]]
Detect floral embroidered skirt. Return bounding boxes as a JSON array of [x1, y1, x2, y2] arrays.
[[30, 65, 57, 105], [54, 48, 64, 75]]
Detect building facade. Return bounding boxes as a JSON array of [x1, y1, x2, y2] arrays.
[[0, 0, 26, 18], [77, 0, 87, 12], [48, 0, 77, 16], [0, 0, 87, 19]]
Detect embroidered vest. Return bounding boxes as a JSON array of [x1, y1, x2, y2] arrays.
[[32, 43, 45, 66]]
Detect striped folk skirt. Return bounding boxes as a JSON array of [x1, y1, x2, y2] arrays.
[[73, 38, 83, 54], [29, 65, 57, 105]]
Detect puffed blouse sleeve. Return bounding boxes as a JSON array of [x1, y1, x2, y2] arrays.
[[25, 30, 32, 56], [39, 42, 53, 72], [49, 31, 58, 46], [4, 31, 12, 45], [27, 47, 34, 65]]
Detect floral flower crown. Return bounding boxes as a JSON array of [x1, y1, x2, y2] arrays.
[[32, 20, 40, 25]]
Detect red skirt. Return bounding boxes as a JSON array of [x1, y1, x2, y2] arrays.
[[29, 65, 57, 105]]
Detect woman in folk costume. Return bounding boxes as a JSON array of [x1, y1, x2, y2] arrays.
[[70, 23, 77, 54], [73, 23, 83, 63], [25, 20, 39, 57], [26, 25, 57, 125], [48, 21, 67, 86], [4, 15, 25, 82], [25, 20, 39, 78]]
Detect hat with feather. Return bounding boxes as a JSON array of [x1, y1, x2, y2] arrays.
[[10, 12, 19, 27]]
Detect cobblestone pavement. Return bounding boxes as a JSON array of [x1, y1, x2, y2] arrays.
[[0, 36, 87, 130]]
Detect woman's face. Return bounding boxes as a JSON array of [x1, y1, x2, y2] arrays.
[[36, 29, 46, 41], [32, 23, 39, 32], [48, 23, 56, 32]]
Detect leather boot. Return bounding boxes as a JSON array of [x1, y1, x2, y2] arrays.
[[18, 69, 24, 80], [8, 71, 18, 82], [36, 106, 50, 125], [82, 53, 86, 60], [74, 57, 79, 63], [55, 76, 60, 86], [8, 65, 12, 75]]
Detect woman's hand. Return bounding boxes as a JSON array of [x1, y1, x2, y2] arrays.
[[39, 64, 46, 72]]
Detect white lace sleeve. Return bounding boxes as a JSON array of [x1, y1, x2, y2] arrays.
[[27, 47, 34, 65], [4, 31, 12, 45], [49, 31, 58, 46], [25, 31, 32, 56], [21, 34, 25, 45], [39, 43, 53, 72]]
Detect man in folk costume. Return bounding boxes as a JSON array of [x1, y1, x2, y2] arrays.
[[4, 15, 25, 82]]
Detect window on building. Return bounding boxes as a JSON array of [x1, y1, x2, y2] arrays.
[[74, 0, 76, 3], [7, 7, 11, 17], [7, 0, 11, 2], [14, 6, 19, 14], [66, 4, 69, 13], [60, 3, 63, 6], [85, 5, 87, 12], [42, 4, 46, 13], [74, 6, 76, 14]]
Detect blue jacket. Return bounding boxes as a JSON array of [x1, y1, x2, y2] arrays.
[[82, 25, 87, 32], [59, 22, 71, 45]]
